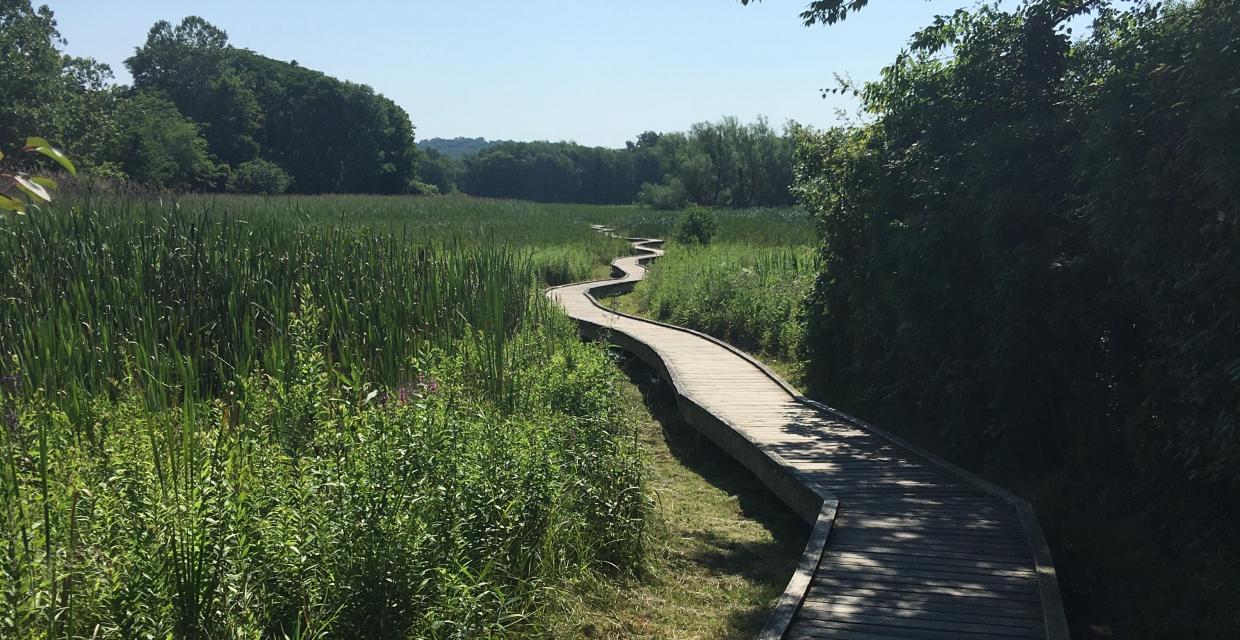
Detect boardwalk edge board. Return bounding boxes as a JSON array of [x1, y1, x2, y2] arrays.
[[546, 233, 1069, 640]]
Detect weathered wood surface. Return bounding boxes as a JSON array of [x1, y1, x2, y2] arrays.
[[547, 234, 1069, 640]]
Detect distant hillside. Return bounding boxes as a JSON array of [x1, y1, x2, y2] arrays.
[[418, 137, 503, 160]]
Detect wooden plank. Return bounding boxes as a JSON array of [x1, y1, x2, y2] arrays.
[[803, 592, 1041, 621], [824, 548, 1035, 574], [795, 604, 1045, 637], [818, 561, 1039, 589], [790, 615, 1045, 640], [812, 572, 1041, 600]]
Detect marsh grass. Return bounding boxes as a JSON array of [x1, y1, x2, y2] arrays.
[[617, 241, 817, 365], [0, 195, 650, 638]]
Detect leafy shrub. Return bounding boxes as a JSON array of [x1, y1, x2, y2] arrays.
[[226, 158, 292, 194], [673, 205, 718, 245], [113, 92, 220, 191], [637, 177, 690, 210], [406, 178, 440, 196]]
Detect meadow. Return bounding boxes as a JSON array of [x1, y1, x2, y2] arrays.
[[0, 193, 656, 638]]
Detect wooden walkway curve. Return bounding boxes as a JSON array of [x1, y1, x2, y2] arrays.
[[547, 233, 1069, 640]]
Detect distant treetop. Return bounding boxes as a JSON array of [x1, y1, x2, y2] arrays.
[[417, 137, 503, 161]]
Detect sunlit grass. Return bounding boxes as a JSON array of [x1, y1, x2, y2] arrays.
[[0, 194, 650, 638]]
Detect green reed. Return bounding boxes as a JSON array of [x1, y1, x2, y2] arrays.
[[0, 194, 649, 639], [635, 241, 818, 361]]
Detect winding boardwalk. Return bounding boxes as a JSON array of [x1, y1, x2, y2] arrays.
[[547, 234, 1069, 640]]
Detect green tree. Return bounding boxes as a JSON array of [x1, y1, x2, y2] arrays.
[[789, 1, 1239, 632], [417, 147, 459, 194], [0, 2, 65, 146], [127, 17, 262, 166], [227, 158, 292, 194], [0, 1, 119, 170], [113, 92, 219, 190]]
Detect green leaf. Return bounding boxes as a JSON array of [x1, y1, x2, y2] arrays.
[[0, 194, 26, 213], [31, 176, 57, 190], [14, 175, 51, 202], [23, 137, 76, 176]]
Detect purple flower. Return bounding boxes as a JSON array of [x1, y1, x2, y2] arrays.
[[0, 375, 20, 396]]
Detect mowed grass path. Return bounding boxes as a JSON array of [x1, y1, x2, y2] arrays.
[[556, 356, 806, 639]]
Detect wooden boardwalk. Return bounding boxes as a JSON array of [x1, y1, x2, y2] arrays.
[[547, 235, 1069, 640]]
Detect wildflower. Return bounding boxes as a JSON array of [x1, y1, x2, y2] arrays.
[[0, 374, 20, 396]]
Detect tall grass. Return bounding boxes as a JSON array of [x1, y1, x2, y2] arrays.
[[605, 206, 814, 245], [0, 194, 649, 638], [631, 242, 817, 363]]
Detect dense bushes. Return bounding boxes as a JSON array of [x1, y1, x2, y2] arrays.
[[637, 177, 690, 210], [673, 206, 718, 245], [792, 0, 1238, 633], [227, 158, 292, 194]]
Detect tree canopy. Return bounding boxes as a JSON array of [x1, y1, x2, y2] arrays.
[[1, 8, 422, 194], [789, 0, 1238, 633], [451, 117, 795, 207]]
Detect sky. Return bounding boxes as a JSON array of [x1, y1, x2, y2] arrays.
[[43, 0, 958, 148]]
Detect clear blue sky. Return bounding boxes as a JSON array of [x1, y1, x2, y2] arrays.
[[43, 0, 956, 148]]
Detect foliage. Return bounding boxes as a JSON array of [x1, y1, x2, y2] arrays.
[[634, 242, 815, 362], [791, 0, 1238, 634], [418, 147, 459, 194], [636, 177, 689, 210], [3, 6, 794, 204], [227, 158, 292, 194], [456, 117, 794, 207], [1, 8, 422, 195], [0, 136, 76, 213], [642, 117, 795, 208], [0, 1, 119, 169], [127, 17, 420, 194], [0, 196, 650, 637], [112, 92, 220, 190], [459, 140, 636, 204], [672, 206, 718, 246], [619, 206, 815, 246], [740, 0, 883, 27]]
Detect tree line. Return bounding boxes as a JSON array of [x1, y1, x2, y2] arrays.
[[3, 7, 421, 194], [422, 117, 795, 208], [786, 0, 1237, 634]]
